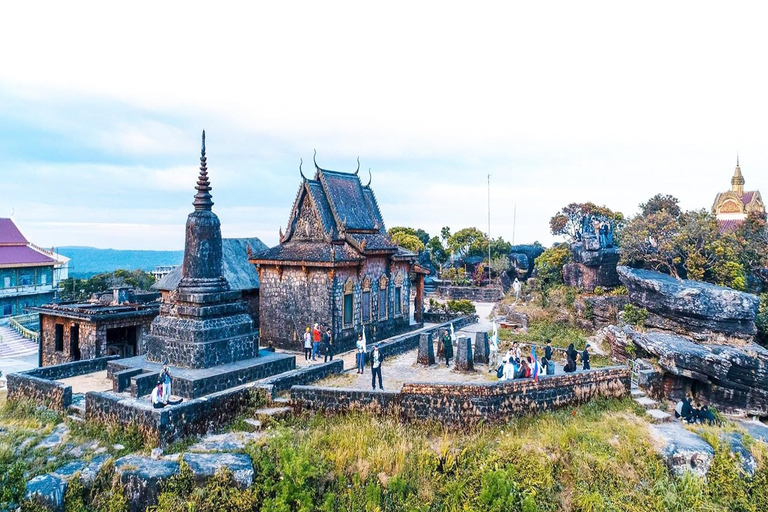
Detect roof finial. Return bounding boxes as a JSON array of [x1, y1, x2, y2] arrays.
[[299, 158, 307, 181], [192, 130, 214, 211], [313, 149, 319, 170], [354, 157, 360, 175], [737, 151, 740, 167], [365, 168, 372, 188]]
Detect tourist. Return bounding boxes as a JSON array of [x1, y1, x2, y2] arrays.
[[371, 344, 384, 390], [312, 323, 322, 360], [502, 356, 516, 380], [700, 405, 718, 426], [513, 278, 522, 302], [513, 342, 522, 362], [323, 327, 333, 362], [489, 323, 499, 373], [582, 344, 591, 371], [442, 329, 453, 366], [519, 359, 531, 379], [151, 382, 164, 409], [303, 327, 312, 361], [544, 339, 554, 375], [564, 344, 577, 373], [356, 333, 366, 374], [679, 396, 694, 423], [159, 361, 172, 404]]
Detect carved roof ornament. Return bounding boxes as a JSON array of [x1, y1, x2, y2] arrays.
[[732, 153, 745, 194], [246, 243, 253, 259], [365, 168, 372, 188], [354, 157, 360, 175], [279, 226, 284, 242], [193, 130, 214, 211], [360, 238, 367, 251], [299, 158, 307, 182]]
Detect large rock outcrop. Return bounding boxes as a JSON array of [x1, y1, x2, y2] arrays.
[[617, 266, 759, 341], [563, 244, 621, 292], [509, 244, 545, 280]]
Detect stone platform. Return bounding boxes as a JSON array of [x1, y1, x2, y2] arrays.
[[108, 349, 295, 399]]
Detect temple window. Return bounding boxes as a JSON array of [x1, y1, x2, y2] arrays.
[[55, 324, 64, 351], [394, 273, 404, 316], [379, 275, 388, 320], [343, 278, 354, 326], [362, 277, 371, 323]]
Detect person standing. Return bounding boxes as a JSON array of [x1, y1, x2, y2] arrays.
[[544, 339, 554, 375], [564, 343, 577, 373], [323, 327, 333, 362], [513, 278, 522, 302], [356, 333, 366, 374], [159, 361, 172, 404], [312, 323, 321, 361], [582, 344, 591, 371], [371, 344, 384, 390], [441, 329, 453, 366], [488, 322, 499, 373], [303, 327, 312, 361]]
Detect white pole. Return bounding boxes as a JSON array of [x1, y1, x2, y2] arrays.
[[512, 203, 517, 245], [487, 174, 492, 285]]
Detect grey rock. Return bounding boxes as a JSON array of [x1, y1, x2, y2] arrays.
[[188, 432, 263, 453], [617, 266, 759, 340], [739, 420, 768, 444], [80, 454, 112, 487], [182, 452, 254, 489], [26, 474, 67, 512], [563, 246, 621, 292], [115, 455, 180, 512], [417, 332, 435, 366], [151, 448, 163, 460], [722, 432, 757, 477], [454, 337, 474, 372], [651, 422, 714, 478], [52, 460, 87, 480], [37, 423, 69, 450]]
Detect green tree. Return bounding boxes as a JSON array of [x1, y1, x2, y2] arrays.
[[391, 232, 425, 253], [490, 255, 510, 276], [620, 210, 682, 278], [387, 226, 430, 246], [426, 236, 449, 266], [447, 227, 488, 258], [549, 202, 624, 242], [639, 193, 682, 218], [533, 244, 571, 285], [489, 237, 512, 260]]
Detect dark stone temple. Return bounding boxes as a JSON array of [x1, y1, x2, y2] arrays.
[[250, 155, 426, 352]]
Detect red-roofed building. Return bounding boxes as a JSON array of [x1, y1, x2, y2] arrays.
[[712, 157, 765, 232], [0, 218, 68, 317]]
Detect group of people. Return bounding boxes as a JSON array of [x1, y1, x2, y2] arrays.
[[303, 323, 334, 363], [495, 339, 591, 381], [674, 396, 719, 425], [355, 332, 385, 390], [151, 360, 173, 408]]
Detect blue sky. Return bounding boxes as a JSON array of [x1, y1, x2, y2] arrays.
[[2, 2, 768, 250]]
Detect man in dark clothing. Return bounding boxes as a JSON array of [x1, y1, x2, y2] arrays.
[[322, 327, 333, 362], [371, 344, 384, 390], [680, 396, 694, 423], [564, 343, 577, 373], [582, 344, 591, 371], [545, 339, 553, 362], [441, 330, 453, 366]]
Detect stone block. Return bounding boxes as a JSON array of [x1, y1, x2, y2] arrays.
[[417, 333, 435, 366], [454, 336, 474, 372], [182, 452, 254, 489], [473, 332, 489, 364], [582, 235, 601, 251], [26, 474, 66, 512], [115, 455, 180, 512]]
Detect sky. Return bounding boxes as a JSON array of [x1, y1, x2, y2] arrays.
[[2, 2, 768, 251]]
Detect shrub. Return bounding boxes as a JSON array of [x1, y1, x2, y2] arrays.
[[533, 245, 571, 287], [623, 304, 648, 328], [446, 299, 476, 315]]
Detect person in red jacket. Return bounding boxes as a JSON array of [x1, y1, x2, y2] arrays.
[[312, 323, 322, 361]]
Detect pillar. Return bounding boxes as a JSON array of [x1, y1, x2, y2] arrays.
[[455, 336, 474, 372], [414, 273, 425, 323], [417, 332, 435, 366], [473, 331, 489, 364]]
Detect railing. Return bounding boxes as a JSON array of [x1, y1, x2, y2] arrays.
[[628, 358, 652, 388], [8, 314, 40, 343]]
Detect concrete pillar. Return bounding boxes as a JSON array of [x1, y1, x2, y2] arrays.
[[474, 331, 489, 364], [455, 336, 474, 372], [414, 274, 425, 323], [417, 332, 435, 366]]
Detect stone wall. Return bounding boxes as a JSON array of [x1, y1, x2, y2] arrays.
[[436, 286, 503, 302], [291, 366, 630, 426], [7, 356, 120, 411], [86, 384, 271, 446], [259, 360, 344, 396]]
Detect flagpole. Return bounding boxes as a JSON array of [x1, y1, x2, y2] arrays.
[[487, 174, 491, 285]]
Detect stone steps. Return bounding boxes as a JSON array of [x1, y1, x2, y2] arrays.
[[0, 325, 37, 358], [646, 409, 673, 423], [631, 388, 646, 399], [253, 406, 291, 421], [634, 396, 658, 409]]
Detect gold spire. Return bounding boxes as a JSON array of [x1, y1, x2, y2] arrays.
[[731, 154, 745, 195]]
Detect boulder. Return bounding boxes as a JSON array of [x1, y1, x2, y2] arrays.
[[722, 432, 757, 477], [617, 266, 759, 340], [36, 423, 69, 450], [563, 246, 621, 292], [509, 244, 545, 280], [578, 295, 629, 329], [188, 431, 263, 453], [651, 422, 714, 478], [182, 452, 254, 489], [738, 420, 768, 444], [26, 474, 67, 512], [115, 455, 180, 512]]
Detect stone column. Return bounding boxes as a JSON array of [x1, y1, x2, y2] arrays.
[[414, 274, 425, 324], [455, 336, 474, 372], [417, 332, 435, 366], [473, 331, 489, 364]]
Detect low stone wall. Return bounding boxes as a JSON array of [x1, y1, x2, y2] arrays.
[[6, 373, 72, 411], [86, 384, 271, 446], [291, 366, 631, 426], [372, 315, 477, 361], [7, 355, 120, 411], [260, 360, 344, 396], [436, 286, 503, 302]]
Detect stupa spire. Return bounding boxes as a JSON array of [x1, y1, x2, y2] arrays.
[[732, 153, 745, 195], [193, 130, 214, 211]]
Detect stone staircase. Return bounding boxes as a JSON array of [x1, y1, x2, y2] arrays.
[[632, 384, 672, 423], [0, 324, 38, 358]]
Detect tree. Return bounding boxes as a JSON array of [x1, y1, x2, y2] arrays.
[[549, 202, 624, 242], [733, 211, 768, 280], [533, 244, 571, 285], [391, 231, 425, 253], [447, 227, 488, 258], [387, 226, 429, 246], [490, 255, 510, 276], [427, 236, 449, 266], [489, 237, 512, 260], [440, 226, 451, 242], [620, 210, 682, 278], [639, 194, 681, 218]]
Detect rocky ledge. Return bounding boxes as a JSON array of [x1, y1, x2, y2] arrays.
[[617, 266, 759, 341]]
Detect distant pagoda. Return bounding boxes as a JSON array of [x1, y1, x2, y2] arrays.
[[712, 155, 765, 232]]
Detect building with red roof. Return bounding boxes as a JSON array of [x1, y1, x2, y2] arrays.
[[712, 157, 765, 232], [0, 218, 67, 317]]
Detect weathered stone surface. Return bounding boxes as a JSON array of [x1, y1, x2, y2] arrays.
[[473, 332, 489, 364], [182, 452, 254, 489], [508, 244, 545, 280], [37, 423, 69, 450], [115, 455, 180, 512], [739, 420, 768, 445], [563, 246, 621, 292], [188, 432, 264, 453], [617, 266, 759, 340], [722, 432, 757, 477], [651, 422, 714, 478], [417, 333, 435, 366], [26, 474, 67, 512], [454, 336, 474, 372], [577, 295, 629, 329]]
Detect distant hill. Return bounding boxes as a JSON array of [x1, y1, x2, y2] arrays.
[[58, 246, 184, 278]]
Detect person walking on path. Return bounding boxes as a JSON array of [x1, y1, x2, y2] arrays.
[[370, 344, 384, 390], [581, 344, 591, 371], [564, 343, 578, 373], [159, 361, 172, 405], [311, 323, 322, 360], [488, 322, 499, 372], [441, 329, 453, 366], [513, 278, 522, 302], [356, 332, 367, 374], [303, 327, 312, 361], [323, 327, 333, 362]]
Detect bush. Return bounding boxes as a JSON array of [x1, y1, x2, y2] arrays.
[[623, 304, 648, 328], [446, 299, 476, 315], [533, 245, 571, 287]]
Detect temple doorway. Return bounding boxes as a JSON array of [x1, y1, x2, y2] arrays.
[[106, 326, 137, 358]]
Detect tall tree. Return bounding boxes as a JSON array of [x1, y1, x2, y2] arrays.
[[639, 194, 682, 218], [549, 202, 624, 242]]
